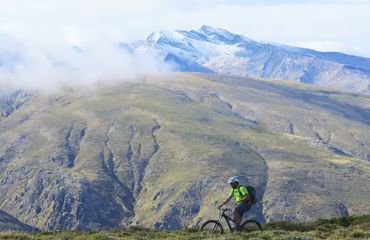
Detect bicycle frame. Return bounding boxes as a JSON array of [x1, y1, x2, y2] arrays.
[[218, 208, 236, 231]]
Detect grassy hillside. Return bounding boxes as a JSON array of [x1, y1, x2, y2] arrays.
[[1, 215, 369, 239], [0, 73, 369, 231]]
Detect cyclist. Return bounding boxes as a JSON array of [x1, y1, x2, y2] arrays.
[[218, 176, 251, 229]]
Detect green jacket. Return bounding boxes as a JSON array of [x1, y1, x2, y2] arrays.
[[229, 185, 249, 204]]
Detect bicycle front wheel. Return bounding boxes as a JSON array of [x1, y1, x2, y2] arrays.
[[241, 219, 262, 232], [200, 220, 224, 234]]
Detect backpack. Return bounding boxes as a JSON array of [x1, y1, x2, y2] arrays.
[[238, 185, 257, 204]]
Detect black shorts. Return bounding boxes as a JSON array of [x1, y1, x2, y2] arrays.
[[235, 202, 251, 218]]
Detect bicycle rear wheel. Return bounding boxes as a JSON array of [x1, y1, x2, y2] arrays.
[[200, 220, 224, 234], [241, 219, 262, 232]]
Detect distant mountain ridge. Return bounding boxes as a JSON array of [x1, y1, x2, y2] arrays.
[[126, 25, 370, 92]]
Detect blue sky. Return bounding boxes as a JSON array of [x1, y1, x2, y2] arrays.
[[0, 0, 369, 57]]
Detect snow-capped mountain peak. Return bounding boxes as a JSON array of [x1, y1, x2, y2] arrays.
[[198, 25, 252, 44], [145, 30, 185, 45], [130, 26, 370, 92]]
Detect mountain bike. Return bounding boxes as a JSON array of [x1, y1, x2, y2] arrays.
[[200, 208, 262, 234]]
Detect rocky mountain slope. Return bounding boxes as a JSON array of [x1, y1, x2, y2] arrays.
[[0, 73, 369, 231], [127, 26, 370, 92], [0, 210, 35, 232]]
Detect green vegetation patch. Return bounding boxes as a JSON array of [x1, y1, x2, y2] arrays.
[[1, 215, 369, 240]]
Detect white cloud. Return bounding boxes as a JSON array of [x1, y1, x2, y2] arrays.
[[0, 0, 368, 44], [62, 27, 88, 47], [295, 41, 362, 55], [0, 24, 170, 91], [0, 0, 369, 90]]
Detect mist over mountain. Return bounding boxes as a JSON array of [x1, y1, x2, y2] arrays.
[[1, 25, 370, 93], [0, 32, 170, 91]]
